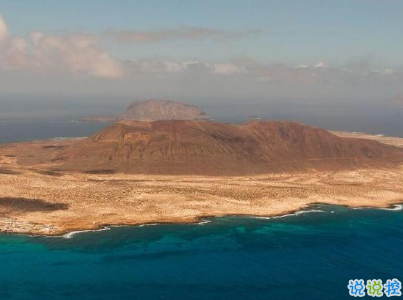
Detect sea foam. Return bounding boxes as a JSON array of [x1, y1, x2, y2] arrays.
[[380, 204, 403, 211], [62, 227, 110, 239], [254, 209, 325, 220], [353, 204, 403, 211]]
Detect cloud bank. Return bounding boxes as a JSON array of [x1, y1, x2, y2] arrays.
[[0, 14, 123, 78], [125, 57, 402, 85], [106, 27, 260, 43], [0, 10, 402, 102]]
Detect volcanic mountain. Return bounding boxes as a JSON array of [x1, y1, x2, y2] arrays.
[[54, 120, 403, 175], [122, 100, 210, 121], [78, 100, 210, 123]]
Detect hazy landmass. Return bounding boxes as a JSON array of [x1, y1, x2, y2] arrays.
[[78, 99, 210, 123], [78, 116, 118, 123]]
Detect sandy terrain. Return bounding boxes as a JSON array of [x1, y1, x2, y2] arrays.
[[0, 131, 403, 236]]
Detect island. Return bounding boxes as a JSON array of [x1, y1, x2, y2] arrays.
[[77, 99, 211, 123], [1, 118, 403, 236]]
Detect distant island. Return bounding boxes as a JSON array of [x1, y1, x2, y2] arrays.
[[78, 99, 210, 123], [78, 116, 118, 123], [1, 101, 403, 236]]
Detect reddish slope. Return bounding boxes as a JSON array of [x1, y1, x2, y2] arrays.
[[56, 120, 403, 175]]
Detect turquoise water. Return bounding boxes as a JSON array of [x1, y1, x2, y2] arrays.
[[0, 205, 402, 300]]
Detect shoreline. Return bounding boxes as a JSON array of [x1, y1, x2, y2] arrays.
[[1, 201, 401, 238]]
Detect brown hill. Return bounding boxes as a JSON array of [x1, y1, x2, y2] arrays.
[[54, 120, 403, 175], [122, 100, 210, 121]]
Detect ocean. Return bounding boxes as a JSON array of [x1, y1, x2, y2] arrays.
[[1, 101, 403, 144], [0, 205, 402, 300], [0, 119, 109, 144]]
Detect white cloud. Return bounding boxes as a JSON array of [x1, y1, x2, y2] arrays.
[[0, 13, 123, 78], [128, 59, 213, 74], [213, 63, 242, 75], [377, 68, 396, 76], [26, 32, 123, 78], [296, 64, 309, 69], [2, 37, 30, 68], [0, 13, 8, 43], [127, 59, 244, 76], [314, 62, 326, 68]]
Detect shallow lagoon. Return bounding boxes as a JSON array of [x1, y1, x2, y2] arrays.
[[0, 205, 402, 300]]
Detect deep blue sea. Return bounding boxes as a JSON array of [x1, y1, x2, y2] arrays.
[[1, 102, 403, 299], [0, 119, 109, 144], [0, 205, 402, 300]]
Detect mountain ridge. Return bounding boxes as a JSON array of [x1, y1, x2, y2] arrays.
[[54, 120, 403, 175]]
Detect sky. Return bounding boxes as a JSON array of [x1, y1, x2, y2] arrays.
[[0, 0, 403, 110]]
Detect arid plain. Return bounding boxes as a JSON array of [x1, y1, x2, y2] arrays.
[[0, 130, 403, 236]]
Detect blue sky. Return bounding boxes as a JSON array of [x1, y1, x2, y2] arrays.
[[1, 0, 402, 64], [0, 1, 402, 104]]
